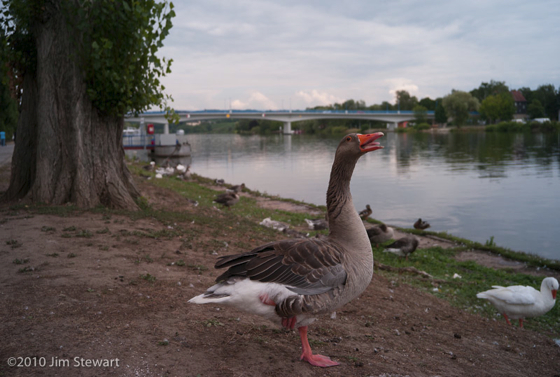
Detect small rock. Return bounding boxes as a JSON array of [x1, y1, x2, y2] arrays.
[[454, 333, 462, 339]]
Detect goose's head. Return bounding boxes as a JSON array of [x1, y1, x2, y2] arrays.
[[542, 277, 559, 300], [336, 133, 384, 158]]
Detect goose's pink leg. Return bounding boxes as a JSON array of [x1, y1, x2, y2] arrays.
[[298, 326, 339, 367], [519, 318, 524, 328], [502, 313, 512, 325]]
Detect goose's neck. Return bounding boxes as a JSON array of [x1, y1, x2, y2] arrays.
[[326, 155, 370, 254]]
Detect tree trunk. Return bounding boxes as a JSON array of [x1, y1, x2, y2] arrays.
[[2, 1, 140, 210]]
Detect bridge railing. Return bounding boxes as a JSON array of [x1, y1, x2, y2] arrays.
[[134, 109, 435, 115]]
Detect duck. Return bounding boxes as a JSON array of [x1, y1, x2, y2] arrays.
[[383, 235, 419, 260], [142, 161, 155, 171], [227, 183, 246, 193], [215, 178, 225, 185], [189, 132, 384, 367], [304, 218, 328, 230], [413, 218, 431, 230], [476, 277, 558, 327], [213, 192, 239, 208], [358, 204, 372, 220], [366, 224, 394, 247]]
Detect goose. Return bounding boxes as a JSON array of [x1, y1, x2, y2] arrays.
[[214, 192, 239, 208], [476, 277, 558, 327], [366, 224, 394, 247], [383, 235, 419, 260], [227, 183, 246, 193], [215, 178, 225, 185], [414, 218, 430, 230], [259, 217, 290, 232], [189, 133, 384, 367], [359, 204, 372, 220], [304, 218, 328, 230]]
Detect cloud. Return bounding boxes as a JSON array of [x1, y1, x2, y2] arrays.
[[295, 90, 345, 106], [231, 92, 277, 110], [385, 79, 420, 102]]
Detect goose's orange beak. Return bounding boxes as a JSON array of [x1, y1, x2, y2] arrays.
[[553, 289, 557, 300], [358, 132, 384, 153]]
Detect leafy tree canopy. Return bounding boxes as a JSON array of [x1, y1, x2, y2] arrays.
[[413, 105, 428, 124], [442, 90, 479, 126], [470, 80, 509, 102], [419, 97, 436, 111], [479, 92, 515, 124], [395, 90, 418, 111], [527, 99, 545, 119], [1, 0, 176, 117]]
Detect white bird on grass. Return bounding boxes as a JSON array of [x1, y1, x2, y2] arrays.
[[476, 277, 558, 327]]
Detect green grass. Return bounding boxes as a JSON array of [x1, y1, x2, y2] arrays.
[[372, 244, 560, 334]]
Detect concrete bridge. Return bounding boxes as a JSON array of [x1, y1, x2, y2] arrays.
[[126, 109, 434, 134]]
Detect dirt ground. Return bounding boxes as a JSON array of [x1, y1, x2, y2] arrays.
[[1, 164, 559, 377]]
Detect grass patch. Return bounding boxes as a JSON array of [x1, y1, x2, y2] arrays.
[[372, 244, 560, 333], [140, 273, 156, 283], [6, 239, 21, 249]]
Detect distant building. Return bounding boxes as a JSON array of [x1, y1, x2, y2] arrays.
[[511, 90, 527, 116]]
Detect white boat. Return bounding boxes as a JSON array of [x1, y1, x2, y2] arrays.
[[123, 127, 191, 157], [152, 132, 191, 157]]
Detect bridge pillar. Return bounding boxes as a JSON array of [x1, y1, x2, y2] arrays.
[[283, 122, 293, 134], [387, 122, 398, 131], [163, 122, 170, 135]]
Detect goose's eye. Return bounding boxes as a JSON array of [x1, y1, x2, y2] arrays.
[[346, 136, 351, 142]]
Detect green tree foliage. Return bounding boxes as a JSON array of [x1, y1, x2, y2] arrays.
[[527, 99, 545, 119], [470, 80, 509, 102], [413, 105, 428, 124], [442, 90, 479, 126], [1, 0, 175, 117], [419, 97, 436, 111], [395, 90, 418, 110], [479, 92, 516, 124], [434, 100, 447, 124], [533, 84, 558, 120]]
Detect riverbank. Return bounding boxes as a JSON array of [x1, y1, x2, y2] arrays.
[[0, 161, 559, 376]]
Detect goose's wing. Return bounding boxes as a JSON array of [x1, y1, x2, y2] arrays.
[[215, 238, 347, 296], [481, 285, 538, 305]]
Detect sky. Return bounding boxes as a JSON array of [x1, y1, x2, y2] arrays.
[[156, 0, 560, 111]]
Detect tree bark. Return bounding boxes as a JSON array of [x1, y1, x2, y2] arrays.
[[2, 1, 140, 210]]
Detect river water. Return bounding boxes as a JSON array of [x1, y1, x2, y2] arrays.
[[129, 131, 560, 261]]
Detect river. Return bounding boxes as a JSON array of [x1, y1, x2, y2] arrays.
[[128, 131, 560, 261]]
